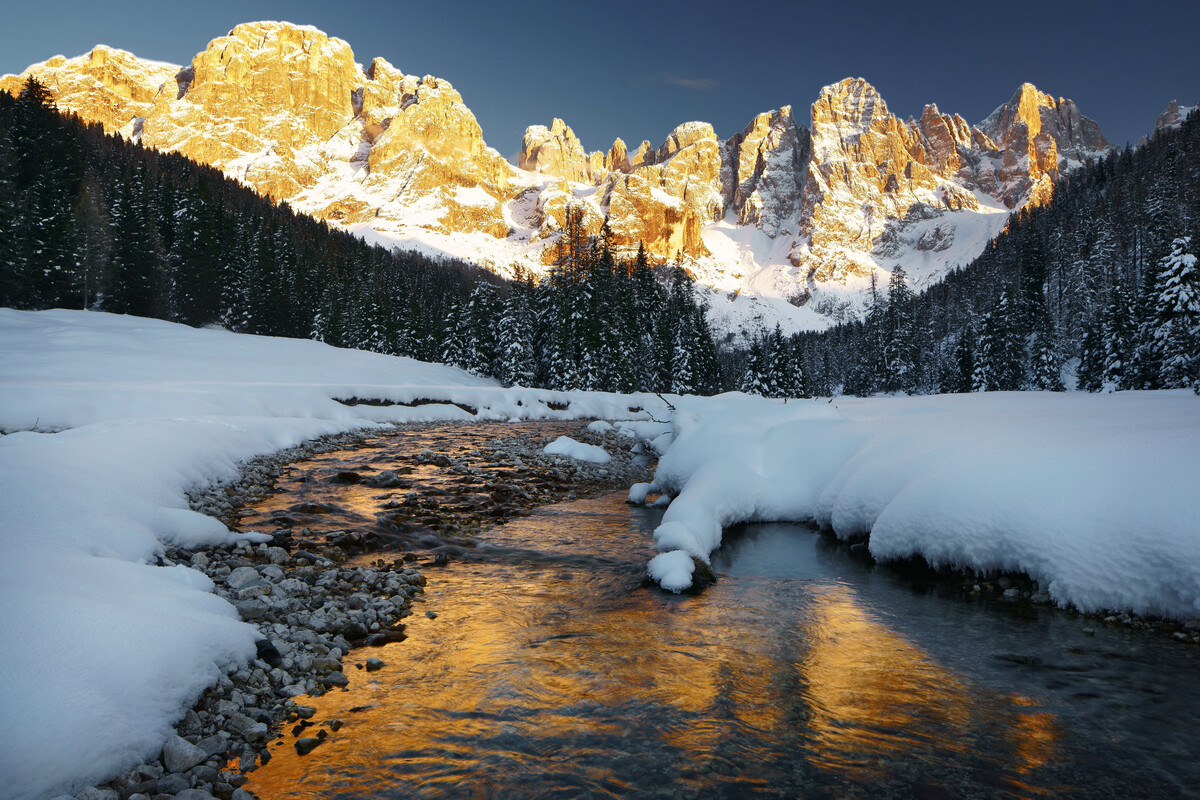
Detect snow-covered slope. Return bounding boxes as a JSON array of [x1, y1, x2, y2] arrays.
[[3, 23, 1117, 335], [0, 309, 666, 800], [632, 392, 1200, 622]]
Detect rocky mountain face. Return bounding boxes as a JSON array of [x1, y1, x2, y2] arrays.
[[789, 79, 1112, 287], [1156, 100, 1198, 133], [3, 22, 514, 240], [3, 21, 1116, 327]]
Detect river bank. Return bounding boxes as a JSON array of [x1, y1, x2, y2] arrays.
[[53, 409, 1200, 800], [66, 421, 651, 800]]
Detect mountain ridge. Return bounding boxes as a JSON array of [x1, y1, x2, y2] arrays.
[[2, 21, 1129, 332]]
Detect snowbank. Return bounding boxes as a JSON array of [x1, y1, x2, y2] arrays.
[[0, 309, 665, 800], [542, 435, 611, 464], [640, 392, 1200, 619]]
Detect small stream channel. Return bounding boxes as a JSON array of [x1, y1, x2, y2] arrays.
[[240, 426, 1200, 799]]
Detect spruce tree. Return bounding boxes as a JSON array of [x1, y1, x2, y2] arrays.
[[1099, 281, 1136, 389], [975, 291, 1024, 390], [1076, 315, 1105, 391], [739, 334, 769, 395], [883, 265, 917, 393], [1153, 237, 1200, 389], [949, 325, 976, 393], [1029, 305, 1064, 391], [497, 274, 536, 387], [440, 301, 467, 370]]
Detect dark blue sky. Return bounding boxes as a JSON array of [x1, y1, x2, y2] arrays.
[[3, 0, 1198, 157]]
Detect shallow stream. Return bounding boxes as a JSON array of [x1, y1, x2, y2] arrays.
[[241, 428, 1200, 799]]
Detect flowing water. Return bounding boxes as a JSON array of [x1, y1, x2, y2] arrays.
[[242, 428, 1200, 800]]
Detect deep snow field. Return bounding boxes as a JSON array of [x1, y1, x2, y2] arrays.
[[641, 392, 1200, 621], [3, 308, 1198, 800], [0, 308, 662, 800]]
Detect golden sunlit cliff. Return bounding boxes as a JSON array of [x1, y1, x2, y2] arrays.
[[2, 21, 1114, 312]]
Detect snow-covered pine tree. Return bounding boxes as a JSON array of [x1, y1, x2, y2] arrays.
[[778, 333, 806, 398], [760, 325, 784, 397], [461, 282, 501, 377], [974, 290, 1024, 391], [947, 325, 976, 393], [739, 335, 769, 396], [1076, 315, 1105, 392], [1152, 236, 1200, 390], [497, 274, 536, 387], [1029, 304, 1064, 391], [670, 324, 695, 395], [440, 300, 467, 370], [883, 265, 917, 393], [1099, 281, 1136, 389]]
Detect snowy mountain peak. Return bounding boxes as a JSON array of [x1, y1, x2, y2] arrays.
[[3, 25, 1119, 335], [978, 81, 1111, 206], [1156, 99, 1198, 132]]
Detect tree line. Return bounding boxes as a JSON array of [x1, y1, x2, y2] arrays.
[[0, 78, 723, 393], [6, 74, 1195, 400], [741, 108, 1200, 397], [440, 210, 723, 393]]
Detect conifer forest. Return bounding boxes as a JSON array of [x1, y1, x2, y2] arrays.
[[2, 77, 1198, 397]]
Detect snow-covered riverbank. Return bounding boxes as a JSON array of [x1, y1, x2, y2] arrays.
[[0, 309, 664, 800], [6, 308, 1199, 800], [639, 392, 1200, 621]]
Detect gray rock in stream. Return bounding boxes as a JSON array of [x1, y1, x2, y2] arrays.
[[74, 788, 118, 800], [224, 566, 261, 590], [173, 791, 219, 800], [155, 772, 190, 795], [162, 734, 207, 773]]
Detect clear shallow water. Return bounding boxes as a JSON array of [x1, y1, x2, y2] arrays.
[[246, 493, 1200, 799]]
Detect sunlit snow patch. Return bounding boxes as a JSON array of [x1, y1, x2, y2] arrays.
[[542, 435, 610, 464]]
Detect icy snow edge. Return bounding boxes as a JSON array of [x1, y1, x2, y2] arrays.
[[633, 392, 1200, 620], [0, 309, 668, 800]]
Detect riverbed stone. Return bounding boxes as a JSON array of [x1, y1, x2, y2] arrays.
[[236, 581, 272, 600], [260, 564, 285, 582], [232, 600, 269, 621], [163, 735, 207, 773], [155, 772, 190, 795], [186, 764, 219, 784], [224, 567, 260, 589], [173, 790, 218, 800], [295, 737, 323, 756], [195, 733, 229, 759], [74, 788, 119, 800], [341, 622, 369, 641]]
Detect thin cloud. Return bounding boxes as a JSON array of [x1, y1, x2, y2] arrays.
[[662, 75, 718, 91]]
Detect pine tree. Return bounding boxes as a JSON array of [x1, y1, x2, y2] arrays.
[[883, 265, 917, 393], [975, 291, 1025, 391], [440, 301, 467, 370], [739, 334, 769, 395], [1076, 315, 1105, 391], [948, 325, 976, 393], [1029, 305, 1064, 391], [497, 273, 536, 387], [461, 282, 501, 377], [1153, 237, 1200, 389], [1099, 281, 1136, 389]]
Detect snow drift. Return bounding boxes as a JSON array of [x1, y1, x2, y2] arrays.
[[0, 309, 664, 800], [639, 392, 1200, 620]]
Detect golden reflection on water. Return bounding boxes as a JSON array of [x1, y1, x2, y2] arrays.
[[246, 496, 1065, 799]]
